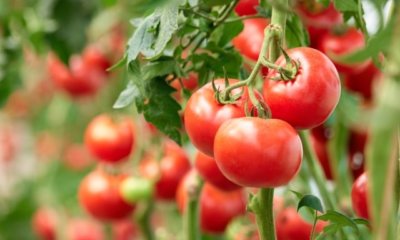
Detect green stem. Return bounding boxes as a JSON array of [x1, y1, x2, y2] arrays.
[[137, 200, 155, 240], [185, 176, 203, 240], [268, 0, 287, 62], [249, 188, 276, 240], [299, 131, 336, 210]]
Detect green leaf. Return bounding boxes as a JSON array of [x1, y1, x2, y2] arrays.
[[107, 55, 127, 72], [297, 195, 324, 213], [318, 210, 359, 233], [290, 190, 304, 199], [142, 58, 180, 80], [285, 13, 309, 48], [353, 218, 370, 226], [210, 19, 244, 47], [113, 81, 140, 109], [333, 0, 358, 12]]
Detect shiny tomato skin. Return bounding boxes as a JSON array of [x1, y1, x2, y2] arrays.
[[351, 172, 369, 219], [235, 0, 258, 16], [140, 140, 191, 200], [32, 208, 57, 240], [66, 219, 104, 240], [318, 27, 369, 75], [276, 207, 327, 240], [176, 171, 246, 234], [184, 79, 249, 156], [263, 47, 340, 129], [194, 151, 240, 191], [78, 170, 135, 221], [214, 117, 303, 188], [85, 115, 134, 163], [233, 18, 269, 62]]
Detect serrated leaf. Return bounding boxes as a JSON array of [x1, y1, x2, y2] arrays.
[[297, 195, 324, 213], [142, 59, 179, 80], [333, 0, 358, 12], [318, 210, 359, 233], [113, 81, 140, 109]]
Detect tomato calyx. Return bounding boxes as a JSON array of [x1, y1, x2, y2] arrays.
[[213, 77, 245, 104], [262, 49, 300, 81]]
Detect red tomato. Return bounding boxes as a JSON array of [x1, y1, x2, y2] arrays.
[[348, 131, 368, 179], [232, 18, 269, 63], [214, 117, 302, 188], [235, 0, 259, 16], [63, 143, 93, 171], [344, 61, 381, 101], [176, 171, 246, 234], [317, 27, 369, 75], [170, 74, 199, 101], [139, 140, 191, 200], [263, 47, 340, 129], [296, 3, 342, 47], [351, 172, 369, 219], [184, 79, 251, 156], [66, 219, 104, 240], [85, 115, 135, 163], [78, 170, 135, 221], [112, 220, 139, 240], [32, 208, 57, 240], [310, 132, 333, 180], [276, 207, 327, 240], [194, 151, 240, 191], [82, 46, 111, 73]]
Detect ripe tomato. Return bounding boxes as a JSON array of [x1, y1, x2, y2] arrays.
[[139, 140, 191, 200], [82, 46, 111, 73], [310, 131, 333, 180], [276, 207, 327, 240], [235, 0, 259, 16], [85, 115, 135, 163], [176, 171, 246, 234], [296, 3, 342, 47], [351, 172, 369, 219], [214, 117, 302, 188], [184, 79, 251, 156], [32, 208, 57, 240], [317, 27, 369, 75], [112, 220, 139, 240], [348, 131, 368, 179], [170, 74, 199, 101], [263, 47, 340, 129], [232, 18, 269, 65], [78, 170, 135, 221], [66, 219, 104, 240], [194, 151, 240, 191], [343, 61, 381, 101]]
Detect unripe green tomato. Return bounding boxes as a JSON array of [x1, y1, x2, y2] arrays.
[[120, 177, 154, 203]]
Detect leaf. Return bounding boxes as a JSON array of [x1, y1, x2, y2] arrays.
[[107, 55, 127, 72], [318, 210, 359, 233], [290, 190, 304, 199], [210, 19, 244, 47], [285, 13, 309, 48], [353, 218, 370, 226], [333, 0, 358, 12], [297, 195, 324, 213], [113, 81, 140, 109], [142, 58, 179, 80]]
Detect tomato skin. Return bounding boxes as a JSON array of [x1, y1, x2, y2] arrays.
[[214, 117, 302, 188], [233, 18, 269, 62], [139, 140, 191, 200], [32, 208, 57, 240], [194, 151, 240, 191], [351, 172, 369, 219], [82, 46, 111, 73], [85, 115, 135, 163], [235, 0, 259, 16], [176, 171, 246, 234], [78, 170, 135, 221], [318, 27, 369, 75], [263, 47, 340, 129], [184, 79, 249, 156], [276, 207, 327, 240], [66, 219, 104, 240]]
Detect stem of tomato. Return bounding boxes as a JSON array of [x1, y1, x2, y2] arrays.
[[299, 131, 336, 210], [185, 175, 203, 240], [249, 188, 276, 240], [137, 200, 155, 240]]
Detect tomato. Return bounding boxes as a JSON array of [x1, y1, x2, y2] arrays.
[[317, 27, 369, 75], [310, 131, 333, 180], [194, 151, 240, 191], [348, 131, 367, 179], [263, 47, 340, 129], [176, 171, 246, 234], [232, 18, 269, 74], [66, 219, 104, 240], [0, 126, 16, 162], [214, 117, 302, 188], [32, 208, 57, 240], [351, 172, 369, 219], [139, 140, 191, 200], [235, 0, 259, 16], [112, 220, 139, 240], [343, 61, 381, 101], [184, 79, 251, 156], [63, 143, 93, 171], [85, 115, 135, 163], [82, 46, 111, 73], [78, 170, 135, 221], [296, 2, 342, 47], [276, 207, 327, 240], [170, 74, 199, 101]]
